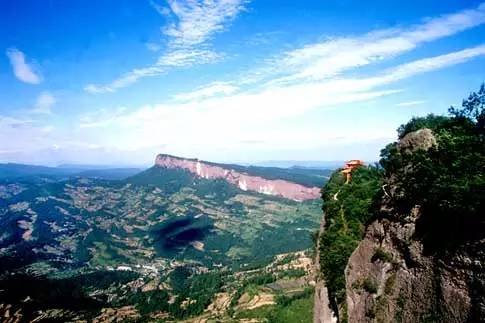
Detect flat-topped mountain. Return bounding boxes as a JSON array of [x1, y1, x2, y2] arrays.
[[154, 154, 325, 201]]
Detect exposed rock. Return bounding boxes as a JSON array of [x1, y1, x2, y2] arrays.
[[155, 154, 321, 201], [93, 306, 140, 322], [344, 129, 485, 323], [206, 292, 231, 315], [345, 214, 485, 322], [314, 214, 338, 323], [397, 128, 437, 153]]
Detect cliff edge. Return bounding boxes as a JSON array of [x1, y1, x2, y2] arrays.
[[345, 128, 485, 323]]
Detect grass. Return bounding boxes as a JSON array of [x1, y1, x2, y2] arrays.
[[234, 290, 314, 323]]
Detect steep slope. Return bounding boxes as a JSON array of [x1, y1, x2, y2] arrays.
[[154, 154, 322, 201], [345, 125, 485, 323], [316, 85, 485, 323], [318, 165, 383, 321]]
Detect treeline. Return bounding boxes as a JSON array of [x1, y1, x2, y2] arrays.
[[0, 270, 138, 320], [122, 268, 226, 319], [380, 84, 485, 251]]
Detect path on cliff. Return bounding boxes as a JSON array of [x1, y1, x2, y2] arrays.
[[332, 189, 341, 201], [313, 212, 337, 323]]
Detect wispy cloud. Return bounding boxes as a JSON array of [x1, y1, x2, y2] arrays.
[[373, 44, 485, 84], [32, 91, 56, 114], [77, 44, 485, 157], [84, 49, 220, 93], [173, 81, 238, 101], [85, 0, 247, 93], [161, 0, 246, 47], [145, 42, 162, 52], [396, 100, 427, 107], [0, 116, 33, 128], [20, 2, 485, 164], [265, 2, 485, 84], [5, 48, 43, 84]]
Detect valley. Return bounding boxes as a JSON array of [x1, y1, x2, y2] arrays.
[[0, 157, 330, 322]]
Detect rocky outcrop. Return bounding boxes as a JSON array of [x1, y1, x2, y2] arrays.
[[314, 215, 338, 323], [155, 154, 321, 201], [345, 212, 485, 322], [397, 128, 437, 153], [344, 129, 485, 323]]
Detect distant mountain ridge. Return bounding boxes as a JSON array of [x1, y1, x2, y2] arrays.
[[0, 163, 142, 180], [154, 154, 327, 201], [253, 160, 344, 169]]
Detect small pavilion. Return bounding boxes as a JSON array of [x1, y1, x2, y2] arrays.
[[341, 160, 364, 183]]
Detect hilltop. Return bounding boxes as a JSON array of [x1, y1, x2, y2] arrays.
[[315, 85, 485, 322]]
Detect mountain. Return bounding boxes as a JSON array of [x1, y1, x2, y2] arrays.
[[0, 163, 78, 178], [74, 168, 143, 180], [152, 154, 327, 200], [0, 163, 142, 180], [0, 155, 328, 321], [254, 160, 345, 170], [315, 86, 485, 323]]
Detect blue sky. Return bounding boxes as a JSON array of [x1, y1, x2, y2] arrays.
[[1, 0, 485, 166]]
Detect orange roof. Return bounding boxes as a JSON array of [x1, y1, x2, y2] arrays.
[[346, 160, 364, 165]]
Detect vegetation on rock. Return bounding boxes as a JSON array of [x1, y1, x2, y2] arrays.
[[319, 84, 485, 321], [319, 166, 383, 308]]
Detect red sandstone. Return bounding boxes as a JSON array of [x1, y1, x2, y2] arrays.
[[154, 155, 321, 201]]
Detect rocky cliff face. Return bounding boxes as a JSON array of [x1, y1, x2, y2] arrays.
[[344, 129, 485, 323], [154, 154, 321, 201]]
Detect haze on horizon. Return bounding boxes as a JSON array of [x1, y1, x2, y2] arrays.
[[1, 0, 485, 166]]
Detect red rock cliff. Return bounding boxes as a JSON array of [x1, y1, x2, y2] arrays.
[[154, 154, 321, 201]]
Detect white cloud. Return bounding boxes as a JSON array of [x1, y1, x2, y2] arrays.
[[85, 66, 165, 93], [84, 49, 221, 93], [267, 2, 485, 84], [145, 42, 162, 52], [0, 116, 33, 128], [157, 48, 220, 66], [5, 48, 43, 84], [76, 44, 485, 159], [374, 44, 485, 85], [173, 81, 238, 101], [396, 100, 427, 107], [0, 115, 52, 162], [13, 3, 485, 164], [161, 0, 246, 47], [32, 91, 56, 114], [86, 0, 247, 93]]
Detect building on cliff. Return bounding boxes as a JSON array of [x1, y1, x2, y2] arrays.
[[341, 160, 364, 183]]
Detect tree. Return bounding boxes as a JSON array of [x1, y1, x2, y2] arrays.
[[449, 83, 485, 135]]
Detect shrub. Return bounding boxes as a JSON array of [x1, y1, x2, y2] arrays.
[[371, 247, 393, 263], [384, 273, 396, 295], [362, 277, 378, 294]]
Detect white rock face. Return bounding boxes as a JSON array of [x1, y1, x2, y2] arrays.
[[259, 185, 275, 195], [238, 179, 248, 191], [154, 154, 321, 201]]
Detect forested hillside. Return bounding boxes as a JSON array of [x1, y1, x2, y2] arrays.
[[317, 84, 485, 322]]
